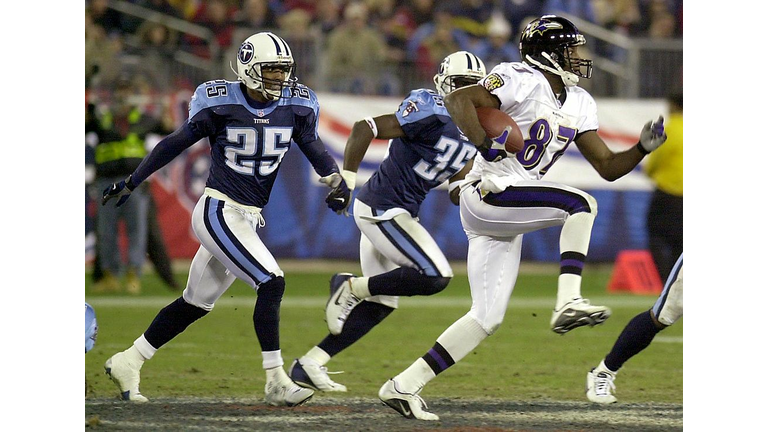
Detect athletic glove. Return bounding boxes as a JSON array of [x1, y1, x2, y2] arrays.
[[637, 116, 667, 155], [319, 172, 353, 216], [102, 175, 136, 207], [477, 126, 513, 162]]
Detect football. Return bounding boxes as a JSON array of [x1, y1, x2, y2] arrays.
[[476, 107, 524, 153]]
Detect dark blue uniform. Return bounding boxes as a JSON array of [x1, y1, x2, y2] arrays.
[[132, 80, 337, 207], [356, 89, 476, 217]]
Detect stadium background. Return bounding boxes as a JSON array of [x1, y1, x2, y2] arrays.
[[85, 0, 683, 266]]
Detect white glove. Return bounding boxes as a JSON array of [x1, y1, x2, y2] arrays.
[[638, 116, 667, 154], [318, 172, 342, 188], [318, 170, 357, 190]]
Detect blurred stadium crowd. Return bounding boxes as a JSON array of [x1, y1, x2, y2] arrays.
[[86, 0, 683, 104]]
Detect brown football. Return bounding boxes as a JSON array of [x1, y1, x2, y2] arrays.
[[476, 107, 524, 153]]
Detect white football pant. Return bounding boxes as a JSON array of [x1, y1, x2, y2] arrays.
[[353, 199, 453, 309], [183, 188, 283, 311]]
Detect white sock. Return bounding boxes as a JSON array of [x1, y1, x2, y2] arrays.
[[350, 276, 371, 298], [395, 358, 435, 394], [132, 335, 155, 361], [304, 346, 331, 366], [435, 314, 489, 363], [262, 350, 283, 369], [556, 274, 583, 309], [596, 359, 617, 375], [557, 211, 594, 308]]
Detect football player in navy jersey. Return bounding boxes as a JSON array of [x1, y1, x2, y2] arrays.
[[101, 32, 350, 407], [287, 51, 488, 393]]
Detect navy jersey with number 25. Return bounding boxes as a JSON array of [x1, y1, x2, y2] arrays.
[[356, 89, 476, 217], [188, 80, 333, 208]]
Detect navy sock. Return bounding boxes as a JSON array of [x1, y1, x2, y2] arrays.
[[143, 297, 209, 349], [318, 301, 394, 357], [368, 267, 450, 297], [253, 276, 285, 352], [422, 342, 455, 376], [604, 310, 662, 372]]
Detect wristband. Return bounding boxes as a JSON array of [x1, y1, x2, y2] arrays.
[[635, 142, 650, 156], [125, 174, 136, 191], [341, 170, 357, 190], [448, 179, 463, 193], [363, 117, 378, 139]]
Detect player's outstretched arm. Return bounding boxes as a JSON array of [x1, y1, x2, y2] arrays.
[[575, 117, 666, 182], [102, 123, 201, 207]]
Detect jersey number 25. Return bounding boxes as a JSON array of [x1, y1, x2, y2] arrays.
[[224, 127, 293, 177]]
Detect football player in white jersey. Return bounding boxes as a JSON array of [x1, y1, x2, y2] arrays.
[[289, 51, 487, 394], [377, 15, 668, 420]]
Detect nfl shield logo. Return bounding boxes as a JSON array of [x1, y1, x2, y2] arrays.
[[256, 110, 265, 117]]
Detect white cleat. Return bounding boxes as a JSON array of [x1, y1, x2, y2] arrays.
[[551, 298, 611, 334], [265, 378, 314, 407], [586, 368, 618, 404], [104, 352, 149, 402], [289, 357, 347, 392], [325, 273, 362, 335], [378, 379, 439, 421]]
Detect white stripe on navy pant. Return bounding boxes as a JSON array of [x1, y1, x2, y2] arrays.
[[184, 192, 283, 310]]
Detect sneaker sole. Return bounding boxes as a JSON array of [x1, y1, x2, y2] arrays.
[[552, 310, 611, 334], [380, 398, 417, 419], [286, 393, 313, 407]]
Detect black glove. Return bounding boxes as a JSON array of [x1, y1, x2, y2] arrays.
[[102, 175, 136, 207], [325, 179, 351, 215]]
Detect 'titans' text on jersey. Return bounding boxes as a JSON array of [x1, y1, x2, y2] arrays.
[[467, 62, 599, 191], [187, 79, 330, 208], [356, 89, 477, 217]]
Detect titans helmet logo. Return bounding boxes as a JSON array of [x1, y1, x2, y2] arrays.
[[238, 42, 255, 64], [523, 20, 563, 38]]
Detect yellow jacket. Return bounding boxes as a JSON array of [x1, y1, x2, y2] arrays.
[[644, 112, 683, 196]]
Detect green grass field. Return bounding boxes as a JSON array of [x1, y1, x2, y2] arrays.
[[85, 263, 682, 405]]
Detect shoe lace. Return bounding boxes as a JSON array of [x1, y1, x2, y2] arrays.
[[340, 289, 361, 319], [594, 372, 615, 396]]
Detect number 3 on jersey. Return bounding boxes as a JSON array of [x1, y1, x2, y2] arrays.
[[413, 136, 476, 183], [225, 127, 292, 176]]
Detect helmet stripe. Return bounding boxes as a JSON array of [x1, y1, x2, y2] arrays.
[[279, 36, 292, 57], [464, 52, 474, 71], [266, 33, 283, 56], [471, 53, 482, 72]]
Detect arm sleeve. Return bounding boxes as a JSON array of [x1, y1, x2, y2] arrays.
[[296, 137, 339, 178], [131, 122, 203, 185]]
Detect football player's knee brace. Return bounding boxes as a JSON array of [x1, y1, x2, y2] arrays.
[[254, 276, 285, 322], [253, 276, 285, 351], [421, 275, 451, 295]]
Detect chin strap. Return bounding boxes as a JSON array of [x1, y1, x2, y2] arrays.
[[525, 54, 579, 87]]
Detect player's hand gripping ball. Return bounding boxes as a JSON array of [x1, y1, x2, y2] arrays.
[[476, 107, 524, 153]]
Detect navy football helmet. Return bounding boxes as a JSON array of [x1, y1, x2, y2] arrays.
[[519, 15, 592, 86]]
